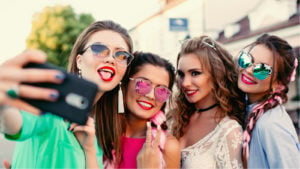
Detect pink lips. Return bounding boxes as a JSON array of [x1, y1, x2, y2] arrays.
[[241, 73, 257, 85], [97, 66, 115, 82]]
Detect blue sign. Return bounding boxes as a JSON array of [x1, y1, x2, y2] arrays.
[[169, 18, 188, 31]]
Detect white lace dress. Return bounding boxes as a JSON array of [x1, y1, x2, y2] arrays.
[[181, 116, 243, 169]]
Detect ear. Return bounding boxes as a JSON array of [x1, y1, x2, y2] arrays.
[[76, 54, 82, 70]]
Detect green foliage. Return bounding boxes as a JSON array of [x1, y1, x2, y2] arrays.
[[26, 5, 94, 68]]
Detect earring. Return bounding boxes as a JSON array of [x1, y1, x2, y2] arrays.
[[78, 69, 82, 78], [118, 82, 124, 113]]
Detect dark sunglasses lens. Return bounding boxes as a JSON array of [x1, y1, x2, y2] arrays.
[[91, 44, 108, 56], [238, 52, 252, 69], [115, 51, 132, 64], [135, 79, 151, 95], [155, 87, 171, 102], [253, 64, 271, 80]]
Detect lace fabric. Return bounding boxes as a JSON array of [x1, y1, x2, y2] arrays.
[[181, 116, 243, 169]]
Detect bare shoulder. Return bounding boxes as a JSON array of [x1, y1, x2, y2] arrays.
[[163, 133, 181, 168], [165, 133, 180, 152]]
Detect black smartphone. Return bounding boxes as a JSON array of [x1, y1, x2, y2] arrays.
[[21, 63, 98, 125]]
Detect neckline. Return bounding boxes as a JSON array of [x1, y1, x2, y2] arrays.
[[181, 116, 229, 151], [197, 103, 219, 113]]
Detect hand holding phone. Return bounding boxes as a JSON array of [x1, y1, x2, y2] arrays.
[[21, 63, 98, 125]]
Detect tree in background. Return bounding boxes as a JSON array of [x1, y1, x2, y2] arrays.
[[26, 5, 94, 68]]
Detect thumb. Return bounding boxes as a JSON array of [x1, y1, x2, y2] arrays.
[[3, 160, 11, 169]]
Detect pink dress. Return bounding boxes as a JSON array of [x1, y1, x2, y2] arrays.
[[118, 136, 146, 168]]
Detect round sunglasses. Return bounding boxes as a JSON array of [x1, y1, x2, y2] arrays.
[[129, 77, 171, 103], [82, 43, 134, 66], [238, 50, 272, 80]]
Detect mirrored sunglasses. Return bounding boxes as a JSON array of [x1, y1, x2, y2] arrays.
[[129, 77, 171, 103], [238, 50, 272, 80], [82, 43, 134, 66]]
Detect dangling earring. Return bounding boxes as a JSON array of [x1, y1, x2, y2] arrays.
[[78, 69, 82, 78], [118, 82, 124, 113]]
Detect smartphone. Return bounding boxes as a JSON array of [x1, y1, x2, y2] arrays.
[[21, 63, 98, 125]]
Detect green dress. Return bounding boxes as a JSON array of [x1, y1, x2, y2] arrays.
[[5, 110, 103, 168]]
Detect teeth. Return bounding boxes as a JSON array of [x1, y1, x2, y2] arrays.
[[243, 75, 254, 83], [138, 101, 152, 108], [186, 90, 196, 94], [101, 68, 113, 74]]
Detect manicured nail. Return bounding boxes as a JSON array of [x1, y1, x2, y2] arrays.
[[50, 92, 59, 99], [55, 73, 65, 80], [147, 121, 151, 128], [157, 125, 161, 130]]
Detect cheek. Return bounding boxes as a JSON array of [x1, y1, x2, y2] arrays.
[[116, 66, 127, 79]]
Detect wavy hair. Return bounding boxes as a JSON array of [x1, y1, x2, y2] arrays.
[[169, 36, 245, 138]]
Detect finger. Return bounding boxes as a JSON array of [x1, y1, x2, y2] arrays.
[[73, 125, 94, 134], [2, 50, 47, 67], [0, 68, 65, 84], [145, 121, 152, 149], [153, 125, 161, 148], [85, 117, 95, 127], [3, 160, 11, 169], [69, 123, 78, 131], [1, 97, 41, 115], [19, 85, 59, 101]]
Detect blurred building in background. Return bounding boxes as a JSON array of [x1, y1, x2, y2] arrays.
[[130, 0, 300, 134]]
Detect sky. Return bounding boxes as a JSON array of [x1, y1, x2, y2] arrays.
[[0, 0, 160, 64], [0, 0, 261, 64]]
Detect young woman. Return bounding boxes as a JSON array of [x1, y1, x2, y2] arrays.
[[105, 52, 180, 168], [239, 34, 299, 168], [0, 20, 134, 168], [168, 36, 245, 169]]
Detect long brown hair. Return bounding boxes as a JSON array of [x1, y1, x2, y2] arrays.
[[68, 20, 133, 161], [169, 36, 245, 139]]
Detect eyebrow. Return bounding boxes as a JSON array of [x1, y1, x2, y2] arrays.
[[178, 68, 202, 73]]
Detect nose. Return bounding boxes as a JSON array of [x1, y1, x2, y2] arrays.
[[244, 64, 254, 75], [180, 76, 191, 88], [144, 86, 155, 101], [103, 49, 116, 65]]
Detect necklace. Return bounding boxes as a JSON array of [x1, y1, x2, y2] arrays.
[[197, 103, 219, 113]]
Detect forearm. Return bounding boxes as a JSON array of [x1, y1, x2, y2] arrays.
[[0, 105, 22, 135], [85, 149, 99, 169]]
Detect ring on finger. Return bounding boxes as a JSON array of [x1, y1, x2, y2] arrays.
[[6, 85, 20, 99]]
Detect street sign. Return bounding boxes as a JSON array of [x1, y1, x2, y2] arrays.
[[169, 18, 188, 31]]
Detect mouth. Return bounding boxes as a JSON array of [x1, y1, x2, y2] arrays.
[[97, 66, 115, 82], [241, 73, 257, 85], [184, 89, 198, 97], [137, 100, 154, 110]]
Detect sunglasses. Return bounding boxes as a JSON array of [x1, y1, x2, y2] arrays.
[[82, 43, 134, 66], [238, 50, 272, 80], [129, 77, 171, 103]]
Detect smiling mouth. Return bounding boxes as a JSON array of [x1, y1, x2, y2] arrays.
[[137, 101, 153, 110]]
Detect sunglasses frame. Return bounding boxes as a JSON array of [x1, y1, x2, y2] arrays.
[[129, 77, 172, 103], [82, 43, 134, 66], [238, 50, 273, 80]]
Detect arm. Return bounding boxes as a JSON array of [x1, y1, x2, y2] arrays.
[[259, 118, 300, 168], [163, 134, 180, 169]]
